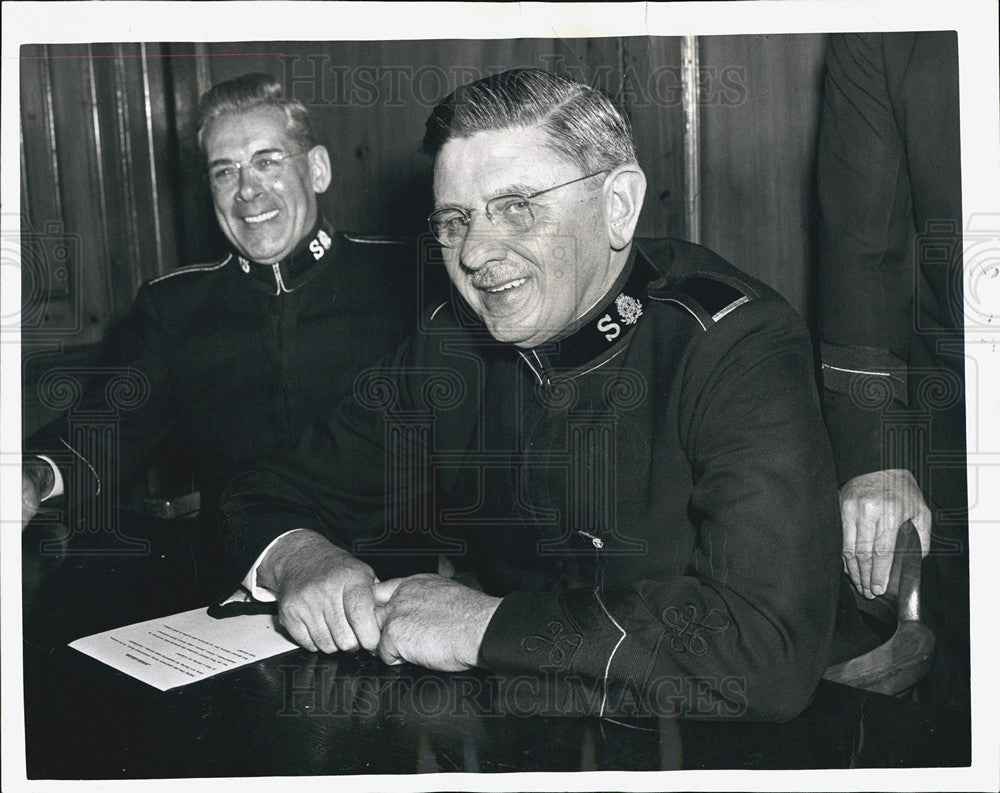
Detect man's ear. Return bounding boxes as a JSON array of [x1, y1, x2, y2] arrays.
[[308, 145, 332, 194], [603, 166, 646, 251]]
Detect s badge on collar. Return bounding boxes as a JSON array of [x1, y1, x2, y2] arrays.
[[597, 293, 644, 342], [308, 228, 333, 261]]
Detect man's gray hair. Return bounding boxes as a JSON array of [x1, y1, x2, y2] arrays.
[[422, 68, 637, 173], [196, 72, 315, 153]]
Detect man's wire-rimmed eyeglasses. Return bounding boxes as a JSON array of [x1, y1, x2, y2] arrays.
[[428, 170, 610, 248], [207, 150, 310, 191]]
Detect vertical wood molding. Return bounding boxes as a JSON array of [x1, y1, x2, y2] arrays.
[[194, 42, 211, 99], [86, 44, 114, 318], [19, 121, 30, 225], [113, 44, 142, 294], [140, 43, 164, 276], [40, 45, 62, 222], [681, 34, 701, 244]]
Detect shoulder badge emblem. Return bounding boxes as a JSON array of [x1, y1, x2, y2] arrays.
[[615, 293, 643, 325]]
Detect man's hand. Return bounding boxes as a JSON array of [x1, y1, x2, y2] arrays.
[[373, 574, 502, 672], [839, 469, 931, 599], [258, 530, 380, 654], [21, 459, 54, 529]]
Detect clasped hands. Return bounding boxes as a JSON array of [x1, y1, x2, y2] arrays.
[[257, 530, 501, 671]]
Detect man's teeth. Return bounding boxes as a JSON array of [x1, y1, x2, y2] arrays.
[[486, 278, 527, 293], [244, 210, 279, 224]]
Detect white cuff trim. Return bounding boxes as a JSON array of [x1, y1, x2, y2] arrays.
[[242, 528, 309, 601], [36, 454, 64, 500]]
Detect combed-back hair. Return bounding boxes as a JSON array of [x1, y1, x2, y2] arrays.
[[422, 68, 637, 173], [196, 72, 315, 153]]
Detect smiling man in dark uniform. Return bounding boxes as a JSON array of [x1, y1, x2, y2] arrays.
[[220, 68, 868, 719], [22, 74, 421, 589]]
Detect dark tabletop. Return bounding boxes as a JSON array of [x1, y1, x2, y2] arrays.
[[21, 515, 971, 779]]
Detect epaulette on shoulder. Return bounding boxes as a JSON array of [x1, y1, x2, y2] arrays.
[[648, 272, 757, 331], [148, 255, 231, 285], [341, 233, 410, 245]]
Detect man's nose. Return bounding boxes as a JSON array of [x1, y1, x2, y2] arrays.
[[235, 164, 263, 201], [459, 213, 507, 271]]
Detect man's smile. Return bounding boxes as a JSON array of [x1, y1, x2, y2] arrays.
[[470, 264, 530, 295], [243, 209, 280, 224], [484, 277, 527, 294]]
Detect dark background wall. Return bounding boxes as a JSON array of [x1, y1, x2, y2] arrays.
[[19, 35, 828, 434]]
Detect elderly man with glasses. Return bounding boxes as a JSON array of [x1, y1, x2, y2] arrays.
[[220, 68, 873, 720], [22, 73, 422, 591]]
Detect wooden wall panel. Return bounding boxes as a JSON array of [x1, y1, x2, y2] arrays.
[[698, 34, 828, 318], [19, 44, 67, 310], [19, 43, 69, 436], [92, 44, 149, 315], [162, 43, 223, 266], [19, 46, 61, 239], [20, 44, 187, 434], [621, 36, 687, 238], [40, 44, 112, 349], [139, 42, 183, 282]]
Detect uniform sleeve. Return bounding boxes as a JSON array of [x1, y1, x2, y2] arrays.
[[219, 321, 435, 594], [24, 283, 177, 516], [816, 32, 914, 483], [480, 299, 842, 721]]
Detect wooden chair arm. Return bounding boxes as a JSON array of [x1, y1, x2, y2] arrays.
[[822, 520, 935, 696], [893, 519, 922, 623]]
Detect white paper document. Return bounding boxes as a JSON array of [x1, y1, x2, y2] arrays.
[[69, 604, 298, 691]]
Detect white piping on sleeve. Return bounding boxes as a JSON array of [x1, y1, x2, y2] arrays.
[[821, 363, 894, 378], [593, 588, 627, 718], [59, 438, 101, 496]]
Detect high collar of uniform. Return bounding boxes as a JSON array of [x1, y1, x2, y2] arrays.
[[233, 216, 336, 295], [518, 245, 658, 381]]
